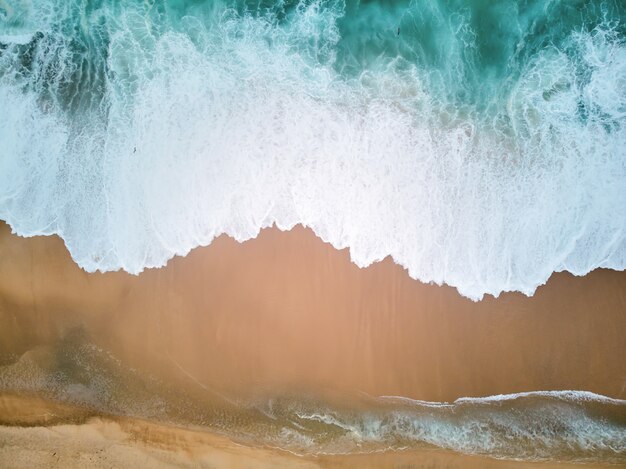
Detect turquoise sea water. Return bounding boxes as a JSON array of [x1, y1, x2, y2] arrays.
[[0, 0, 625, 299]]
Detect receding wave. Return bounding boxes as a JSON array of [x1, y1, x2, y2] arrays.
[[1, 340, 624, 463], [0, 0, 625, 299]]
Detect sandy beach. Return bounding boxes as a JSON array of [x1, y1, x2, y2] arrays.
[[2, 0, 625, 466], [0, 222, 624, 402], [0, 222, 625, 466]]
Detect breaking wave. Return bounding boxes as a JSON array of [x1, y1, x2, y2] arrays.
[[0, 0, 625, 299]]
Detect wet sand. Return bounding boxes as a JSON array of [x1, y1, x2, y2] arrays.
[[0, 222, 625, 466], [0, 393, 618, 469], [0, 222, 624, 402]]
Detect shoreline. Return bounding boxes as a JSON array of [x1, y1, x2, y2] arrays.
[[1, 222, 624, 402], [0, 222, 625, 465], [0, 393, 619, 469]]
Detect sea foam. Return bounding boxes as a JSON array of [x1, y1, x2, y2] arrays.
[[0, 0, 625, 299]]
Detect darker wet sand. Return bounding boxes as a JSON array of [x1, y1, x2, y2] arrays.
[[0, 221, 624, 403]]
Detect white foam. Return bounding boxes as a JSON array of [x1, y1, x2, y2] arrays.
[[0, 3, 624, 300], [258, 390, 626, 460], [0, 33, 34, 44], [454, 390, 626, 405], [379, 390, 626, 407]]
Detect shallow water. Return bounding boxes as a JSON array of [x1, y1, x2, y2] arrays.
[[1, 336, 625, 464]]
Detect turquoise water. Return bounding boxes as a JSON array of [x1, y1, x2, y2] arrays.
[[2, 1, 624, 111], [0, 0, 625, 299]]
